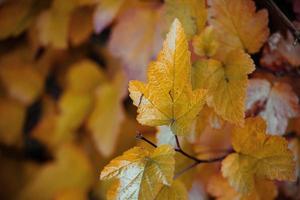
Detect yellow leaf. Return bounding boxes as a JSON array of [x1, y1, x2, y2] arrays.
[[87, 72, 126, 157], [290, 138, 300, 179], [20, 144, 94, 200], [155, 180, 188, 200], [0, 98, 25, 146], [37, 0, 95, 48], [192, 26, 219, 57], [0, 63, 44, 105], [192, 50, 254, 124], [208, 0, 269, 55], [156, 126, 176, 148], [221, 117, 295, 194], [208, 174, 278, 200], [129, 19, 207, 136], [165, 0, 207, 38], [100, 145, 175, 200], [69, 6, 94, 47], [108, 4, 164, 80], [53, 59, 105, 146], [55, 91, 93, 144], [31, 97, 57, 149], [66, 59, 105, 93], [0, 0, 38, 39], [194, 106, 224, 138], [156, 125, 195, 189]]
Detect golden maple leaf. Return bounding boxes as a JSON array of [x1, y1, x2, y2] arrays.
[[129, 19, 207, 136], [208, 0, 269, 56], [221, 117, 295, 194], [192, 50, 255, 125], [100, 145, 175, 200]]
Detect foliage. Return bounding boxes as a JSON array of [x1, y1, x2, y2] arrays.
[[0, 0, 300, 200]]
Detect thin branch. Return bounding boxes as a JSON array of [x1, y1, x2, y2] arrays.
[[136, 133, 233, 177], [264, 0, 300, 44], [174, 152, 229, 179], [175, 135, 202, 162], [136, 132, 157, 148], [195, 148, 234, 155], [136, 133, 233, 170]]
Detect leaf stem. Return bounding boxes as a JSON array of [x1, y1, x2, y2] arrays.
[[136, 132, 157, 148], [174, 162, 198, 179], [136, 133, 233, 177], [263, 0, 300, 44]]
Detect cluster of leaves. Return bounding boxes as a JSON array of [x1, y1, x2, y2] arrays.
[[100, 0, 300, 199], [0, 0, 300, 199]]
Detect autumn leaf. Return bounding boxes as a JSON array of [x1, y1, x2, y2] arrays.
[[208, 0, 269, 56], [37, 0, 95, 48], [87, 72, 126, 157], [65, 59, 105, 93], [194, 106, 224, 138], [100, 145, 175, 200], [260, 31, 300, 70], [165, 0, 207, 39], [194, 122, 232, 160], [156, 125, 196, 189], [31, 97, 57, 150], [0, 98, 26, 146], [129, 19, 207, 136], [192, 50, 255, 124], [20, 143, 94, 200], [208, 174, 278, 200], [192, 26, 219, 58], [258, 80, 299, 135], [290, 138, 300, 179], [0, 62, 44, 105], [55, 60, 105, 146], [245, 79, 271, 116], [108, 4, 164, 80], [69, 6, 94, 47], [246, 79, 300, 135], [156, 126, 176, 148], [155, 180, 188, 200], [0, 0, 42, 39], [222, 117, 295, 194], [93, 0, 125, 33]]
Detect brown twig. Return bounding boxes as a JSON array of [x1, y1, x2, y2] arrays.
[[263, 0, 300, 45], [136, 132, 233, 177], [136, 132, 157, 148]]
